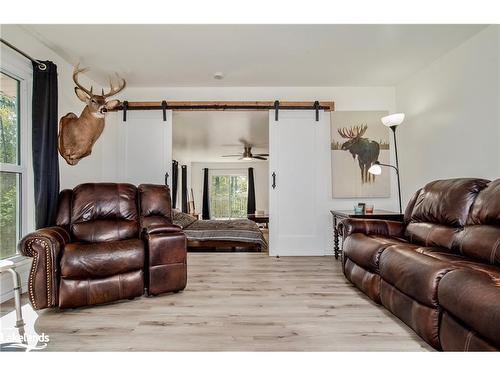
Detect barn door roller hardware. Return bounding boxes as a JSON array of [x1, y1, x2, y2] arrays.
[[162, 101, 168, 121], [314, 101, 320, 121], [111, 101, 335, 122], [122, 101, 129, 122]]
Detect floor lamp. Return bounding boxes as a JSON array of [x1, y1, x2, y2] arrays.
[[368, 113, 405, 213]]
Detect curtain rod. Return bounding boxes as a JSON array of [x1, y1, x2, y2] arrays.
[[1, 38, 47, 71]]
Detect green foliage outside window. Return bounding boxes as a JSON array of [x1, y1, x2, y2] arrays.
[[210, 175, 248, 219], [1, 73, 20, 259]]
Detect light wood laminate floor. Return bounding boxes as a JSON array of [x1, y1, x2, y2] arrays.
[[0, 253, 432, 351]]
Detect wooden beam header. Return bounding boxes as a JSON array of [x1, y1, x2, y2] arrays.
[[111, 100, 335, 112]]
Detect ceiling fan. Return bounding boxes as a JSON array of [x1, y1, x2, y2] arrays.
[[221, 145, 269, 161]]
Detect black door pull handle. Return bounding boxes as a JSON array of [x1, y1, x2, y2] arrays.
[[272, 172, 276, 189]]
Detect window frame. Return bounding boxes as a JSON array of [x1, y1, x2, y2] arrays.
[[0, 48, 34, 262]]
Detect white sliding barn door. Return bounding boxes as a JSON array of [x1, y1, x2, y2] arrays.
[[269, 110, 330, 256], [119, 110, 173, 186]]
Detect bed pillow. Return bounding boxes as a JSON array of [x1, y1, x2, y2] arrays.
[[172, 210, 197, 229]]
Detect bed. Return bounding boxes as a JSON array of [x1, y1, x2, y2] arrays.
[[173, 211, 268, 252]]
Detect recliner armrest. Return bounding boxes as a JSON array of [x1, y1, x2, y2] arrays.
[[338, 218, 405, 238], [143, 223, 183, 235], [18, 226, 71, 310]]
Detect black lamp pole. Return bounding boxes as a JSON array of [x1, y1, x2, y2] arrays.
[[390, 125, 402, 213]]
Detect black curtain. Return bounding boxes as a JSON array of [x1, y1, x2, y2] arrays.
[[171, 160, 178, 209], [32, 61, 59, 229], [247, 167, 256, 215], [181, 165, 188, 213], [202, 168, 210, 219]]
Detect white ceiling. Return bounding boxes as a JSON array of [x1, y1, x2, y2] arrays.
[[172, 111, 269, 163], [20, 24, 486, 87]]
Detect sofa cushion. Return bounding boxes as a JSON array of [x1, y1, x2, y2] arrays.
[[405, 222, 460, 250], [343, 233, 408, 273], [343, 258, 382, 303], [416, 247, 500, 274], [452, 225, 500, 266], [59, 269, 143, 308], [380, 279, 442, 349], [467, 179, 500, 226], [379, 245, 457, 307], [440, 312, 498, 351], [447, 179, 500, 265], [61, 239, 144, 278], [71, 183, 139, 242], [408, 178, 489, 227], [438, 268, 500, 347], [138, 184, 173, 230]]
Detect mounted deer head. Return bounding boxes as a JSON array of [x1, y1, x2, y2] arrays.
[[58, 65, 126, 165], [338, 124, 380, 183]]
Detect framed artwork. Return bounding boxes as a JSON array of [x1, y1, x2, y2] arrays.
[[331, 111, 390, 198]]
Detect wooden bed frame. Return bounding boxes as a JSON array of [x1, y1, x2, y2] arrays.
[[187, 240, 262, 252]]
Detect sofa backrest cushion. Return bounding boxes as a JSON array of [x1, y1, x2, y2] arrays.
[[405, 178, 490, 250], [405, 222, 460, 249], [453, 179, 500, 265], [138, 184, 172, 230], [467, 179, 500, 226], [408, 178, 489, 227], [404, 188, 422, 224], [70, 183, 139, 242], [55, 189, 72, 231]]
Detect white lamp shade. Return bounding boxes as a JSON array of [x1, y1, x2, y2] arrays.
[[381, 113, 405, 127], [368, 164, 382, 175]]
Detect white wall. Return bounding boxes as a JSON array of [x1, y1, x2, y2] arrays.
[[396, 25, 500, 205], [187, 161, 269, 216]]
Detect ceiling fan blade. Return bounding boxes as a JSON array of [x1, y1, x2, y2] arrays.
[[253, 156, 268, 160], [221, 154, 242, 157], [254, 153, 269, 156]]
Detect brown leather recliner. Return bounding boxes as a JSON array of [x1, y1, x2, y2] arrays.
[[19, 183, 187, 309], [339, 178, 500, 351]]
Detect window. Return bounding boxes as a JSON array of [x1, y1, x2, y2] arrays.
[[0, 67, 29, 259], [210, 174, 248, 219]]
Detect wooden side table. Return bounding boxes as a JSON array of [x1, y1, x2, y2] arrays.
[[330, 209, 404, 260]]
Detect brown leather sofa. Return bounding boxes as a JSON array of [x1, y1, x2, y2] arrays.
[[19, 183, 187, 309], [339, 178, 499, 351]]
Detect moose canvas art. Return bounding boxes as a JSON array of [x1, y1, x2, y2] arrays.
[[331, 111, 390, 198]]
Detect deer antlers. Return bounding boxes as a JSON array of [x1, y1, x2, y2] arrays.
[[103, 74, 126, 98], [73, 65, 93, 96], [338, 124, 368, 139], [73, 64, 126, 98]]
